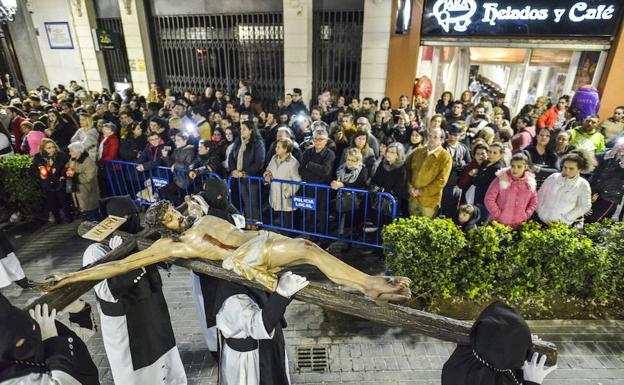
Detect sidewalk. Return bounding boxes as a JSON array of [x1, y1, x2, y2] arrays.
[[1, 221, 623, 384]]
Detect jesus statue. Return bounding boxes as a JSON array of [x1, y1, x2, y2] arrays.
[[40, 200, 412, 302]]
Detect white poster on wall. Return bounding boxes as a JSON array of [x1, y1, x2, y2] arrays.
[[44, 22, 74, 49]]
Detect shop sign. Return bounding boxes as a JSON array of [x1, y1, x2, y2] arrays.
[[422, 0, 623, 37], [95, 29, 120, 50]]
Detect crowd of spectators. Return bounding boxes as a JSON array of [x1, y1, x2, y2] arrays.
[[0, 81, 622, 241]]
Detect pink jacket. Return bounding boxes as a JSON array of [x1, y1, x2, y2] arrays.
[[484, 168, 537, 228], [23, 130, 47, 156]]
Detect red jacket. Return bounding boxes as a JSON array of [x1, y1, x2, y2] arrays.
[[10, 116, 27, 154], [98, 135, 119, 167], [537, 105, 560, 129]]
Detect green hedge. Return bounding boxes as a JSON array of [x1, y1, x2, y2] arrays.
[[0, 154, 44, 217], [383, 217, 624, 315]]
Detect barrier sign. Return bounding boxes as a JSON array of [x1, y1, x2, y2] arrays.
[[422, 0, 623, 37], [293, 196, 316, 210], [151, 177, 169, 189]]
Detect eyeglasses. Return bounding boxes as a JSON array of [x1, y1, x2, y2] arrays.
[[313, 137, 327, 142]]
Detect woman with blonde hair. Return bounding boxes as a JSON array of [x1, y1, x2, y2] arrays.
[[30, 138, 72, 223], [70, 112, 99, 161]]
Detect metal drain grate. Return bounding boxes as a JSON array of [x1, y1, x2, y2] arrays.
[[296, 345, 329, 373]]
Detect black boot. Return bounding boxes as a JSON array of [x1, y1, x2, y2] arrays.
[[15, 278, 35, 289]]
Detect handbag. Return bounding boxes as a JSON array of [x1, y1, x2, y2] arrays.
[[337, 191, 360, 212], [65, 176, 78, 194], [371, 190, 394, 217]]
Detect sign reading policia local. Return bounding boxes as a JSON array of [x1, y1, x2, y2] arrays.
[[422, 0, 624, 37]]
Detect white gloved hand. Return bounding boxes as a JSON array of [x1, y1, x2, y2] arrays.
[[522, 352, 557, 384], [108, 235, 123, 250], [276, 271, 309, 298], [28, 304, 58, 341]]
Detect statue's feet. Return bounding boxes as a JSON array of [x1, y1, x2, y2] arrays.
[[32, 273, 70, 292], [365, 276, 412, 302]]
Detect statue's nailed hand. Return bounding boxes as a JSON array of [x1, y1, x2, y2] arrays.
[[276, 271, 309, 298]]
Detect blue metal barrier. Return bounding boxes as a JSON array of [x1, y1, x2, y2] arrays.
[[227, 175, 397, 248], [104, 160, 397, 248], [104, 160, 222, 205]]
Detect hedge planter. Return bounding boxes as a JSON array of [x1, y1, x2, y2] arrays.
[[383, 217, 624, 319], [0, 154, 44, 218]]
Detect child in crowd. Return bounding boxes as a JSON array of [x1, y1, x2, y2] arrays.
[[484, 153, 537, 229], [454, 204, 480, 232]]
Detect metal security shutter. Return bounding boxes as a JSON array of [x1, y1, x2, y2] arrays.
[[312, 7, 364, 102], [95, 17, 132, 89], [150, 13, 284, 110]]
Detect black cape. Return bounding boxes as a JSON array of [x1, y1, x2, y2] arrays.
[[442, 301, 533, 385]]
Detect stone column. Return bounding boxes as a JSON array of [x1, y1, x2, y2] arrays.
[[359, 0, 392, 102], [117, 0, 156, 96], [66, 0, 109, 92], [283, 0, 313, 105]]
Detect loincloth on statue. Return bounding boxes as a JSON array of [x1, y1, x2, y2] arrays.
[[221, 231, 287, 290]]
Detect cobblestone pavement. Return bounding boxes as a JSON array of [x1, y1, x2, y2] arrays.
[[1, 221, 623, 384]]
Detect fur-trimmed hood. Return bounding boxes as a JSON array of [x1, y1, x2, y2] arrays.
[[495, 167, 536, 191]]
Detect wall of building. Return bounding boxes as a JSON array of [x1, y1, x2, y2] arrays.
[[7, 0, 48, 90], [359, 0, 392, 102], [385, 0, 423, 105], [598, 19, 624, 120], [27, 0, 86, 88]]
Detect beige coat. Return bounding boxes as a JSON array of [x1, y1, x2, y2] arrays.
[[68, 154, 100, 211], [265, 154, 301, 211]]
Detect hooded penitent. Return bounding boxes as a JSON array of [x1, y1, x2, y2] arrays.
[[0, 293, 46, 381], [99, 195, 141, 234], [442, 301, 532, 385]]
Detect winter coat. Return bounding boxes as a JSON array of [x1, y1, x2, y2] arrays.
[[68, 153, 100, 211], [162, 144, 196, 188], [484, 168, 537, 228], [370, 160, 408, 200], [48, 121, 75, 150], [31, 151, 69, 192], [443, 142, 471, 186], [227, 138, 266, 176], [454, 204, 481, 232], [119, 135, 147, 162], [511, 126, 536, 154], [457, 160, 480, 191], [406, 146, 453, 208], [299, 146, 336, 185], [472, 159, 505, 205], [537, 105, 562, 129], [97, 134, 119, 167], [569, 126, 605, 153], [9, 116, 26, 154], [138, 142, 165, 171], [22, 130, 46, 156], [524, 145, 560, 186], [600, 118, 624, 143], [70, 127, 100, 161], [189, 152, 223, 177], [537, 173, 591, 225], [571, 86, 600, 121], [590, 150, 624, 204], [265, 154, 301, 211]]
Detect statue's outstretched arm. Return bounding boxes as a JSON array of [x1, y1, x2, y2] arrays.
[[40, 238, 196, 291]]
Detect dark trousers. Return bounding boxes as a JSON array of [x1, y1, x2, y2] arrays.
[[585, 198, 618, 223], [303, 186, 329, 235], [440, 185, 462, 218], [240, 179, 260, 221], [44, 189, 73, 220], [272, 209, 294, 230]]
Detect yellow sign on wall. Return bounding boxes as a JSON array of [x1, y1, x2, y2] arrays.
[[128, 59, 145, 72]]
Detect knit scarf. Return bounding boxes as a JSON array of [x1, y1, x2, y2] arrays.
[[336, 162, 363, 184]]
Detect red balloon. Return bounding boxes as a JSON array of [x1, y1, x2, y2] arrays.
[[413, 76, 433, 100]]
